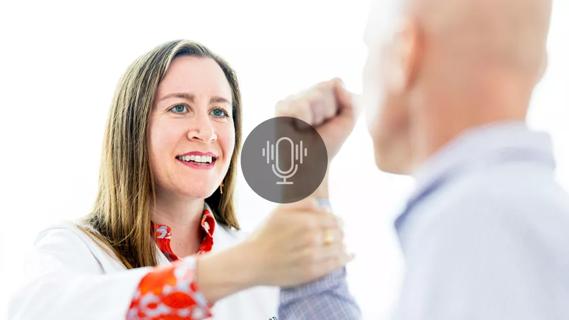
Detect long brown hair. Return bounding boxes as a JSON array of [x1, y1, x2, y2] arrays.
[[82, 40, 242, 269]]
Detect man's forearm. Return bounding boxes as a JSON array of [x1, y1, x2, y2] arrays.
[[278, 268, 361, 320]]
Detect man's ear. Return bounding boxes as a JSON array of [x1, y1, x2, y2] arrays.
[[389, 17, 421, 93], [537, 52, 548, 82]]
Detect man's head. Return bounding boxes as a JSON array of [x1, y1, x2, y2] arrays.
[[363, 0, 552, 174]]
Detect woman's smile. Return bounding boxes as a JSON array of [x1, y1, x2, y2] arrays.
[[175, 151, 218, 170]]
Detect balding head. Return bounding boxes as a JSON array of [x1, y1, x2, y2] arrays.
[[412, 0, 551, 75], [363, 0, 553, 174], [366, 0, 552, 75]]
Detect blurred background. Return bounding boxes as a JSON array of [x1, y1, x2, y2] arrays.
[[0, 0, 567, 318]]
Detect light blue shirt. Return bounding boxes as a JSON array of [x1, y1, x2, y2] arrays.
[[279, 121, 569, 319]]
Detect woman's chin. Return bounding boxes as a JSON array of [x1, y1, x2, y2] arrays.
[[176, 186, 218, 200]]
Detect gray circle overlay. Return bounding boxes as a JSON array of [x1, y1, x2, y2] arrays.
[[241, 117, 328, 203]]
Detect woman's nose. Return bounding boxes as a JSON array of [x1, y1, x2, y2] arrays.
[[187, 117, 217, 143]]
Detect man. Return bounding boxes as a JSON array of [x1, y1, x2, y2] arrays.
[[277, 0, 569, 318]]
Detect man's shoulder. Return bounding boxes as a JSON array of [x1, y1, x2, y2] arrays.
[[451, 165, 566, 210], [419, 168, 569, 244]]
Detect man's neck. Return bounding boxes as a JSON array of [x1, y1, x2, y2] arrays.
[[411, 79, 530, 170]]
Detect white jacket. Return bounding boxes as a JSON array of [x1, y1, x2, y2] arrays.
[[9, 219, 278, 320]]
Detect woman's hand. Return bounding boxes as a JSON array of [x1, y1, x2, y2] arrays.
[[243, 197, 353, 288], [195, 197, 352, 303]]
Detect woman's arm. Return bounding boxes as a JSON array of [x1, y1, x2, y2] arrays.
[[196, 197, 351, 303], [129, 199, 351, 317], [9, 227, 152, 320], [11, 200, 349, 320], [126, 258, 211, 319]]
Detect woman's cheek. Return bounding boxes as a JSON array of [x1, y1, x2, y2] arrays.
[[220, 125, 236, 165]]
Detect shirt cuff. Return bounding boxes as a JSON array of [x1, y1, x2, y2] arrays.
[[280, 268, 347, 301], [126, 257, 212, 320]]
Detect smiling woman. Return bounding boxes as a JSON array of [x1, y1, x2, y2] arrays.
[[8, 40, 350, 320], [89, 42, 243, 270], [147, 55, 239, 245]]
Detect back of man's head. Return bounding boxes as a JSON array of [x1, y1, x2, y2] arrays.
[[414, 0, 551, 76], [364, 0, 553, 172]]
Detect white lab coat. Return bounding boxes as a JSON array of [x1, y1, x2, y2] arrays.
[[9, 216, 279, 320]]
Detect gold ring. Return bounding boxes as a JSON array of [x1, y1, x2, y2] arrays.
[[323, 229, 335, 245]]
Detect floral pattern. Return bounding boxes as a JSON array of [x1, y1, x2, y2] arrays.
[[126, 208, 216, 319]]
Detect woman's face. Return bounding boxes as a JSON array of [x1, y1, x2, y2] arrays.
[[149, 56, 235, 199]]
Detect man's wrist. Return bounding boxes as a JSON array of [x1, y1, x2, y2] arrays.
[[312, 172, 330, 199]]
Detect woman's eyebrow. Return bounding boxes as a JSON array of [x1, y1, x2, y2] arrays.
[[210, 96, 231, 104], [159, 92, 195, 102], [159, 92, 230, 104]]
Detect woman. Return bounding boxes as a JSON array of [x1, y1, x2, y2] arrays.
[[9, 40, 350, 319]]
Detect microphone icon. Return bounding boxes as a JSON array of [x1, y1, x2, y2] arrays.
[[261, 137, 308, 185], [241, 117, 327, 203]]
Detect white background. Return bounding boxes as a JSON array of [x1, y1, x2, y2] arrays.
[[0, 1, 567, 318]]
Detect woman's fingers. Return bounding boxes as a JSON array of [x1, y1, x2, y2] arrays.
[[315, 241, 347, 261], [318, 251, 355, 276], [301, 245, 354, 281], [316, 212, 342, 229], [320, 227, 344, 247], [249, 196, 353, 287]]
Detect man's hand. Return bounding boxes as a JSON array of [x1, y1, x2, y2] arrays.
[[275, 79, 359, 160]]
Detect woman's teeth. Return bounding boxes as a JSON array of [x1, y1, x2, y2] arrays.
[[178, 155, 214, 164]]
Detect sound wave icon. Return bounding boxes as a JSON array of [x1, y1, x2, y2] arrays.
[[261, 137, 308, 185]]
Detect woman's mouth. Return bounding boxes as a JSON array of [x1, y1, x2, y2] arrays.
[[175, 153, 217, 169]]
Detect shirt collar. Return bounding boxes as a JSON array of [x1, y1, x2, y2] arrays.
[[410, 121, 555, 202], [394, 121, 556, 235], [152, 203, 217, 261]]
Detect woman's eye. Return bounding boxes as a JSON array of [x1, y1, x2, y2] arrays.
[[210, 107, 230, 118], [169, 104, 189, 114]]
